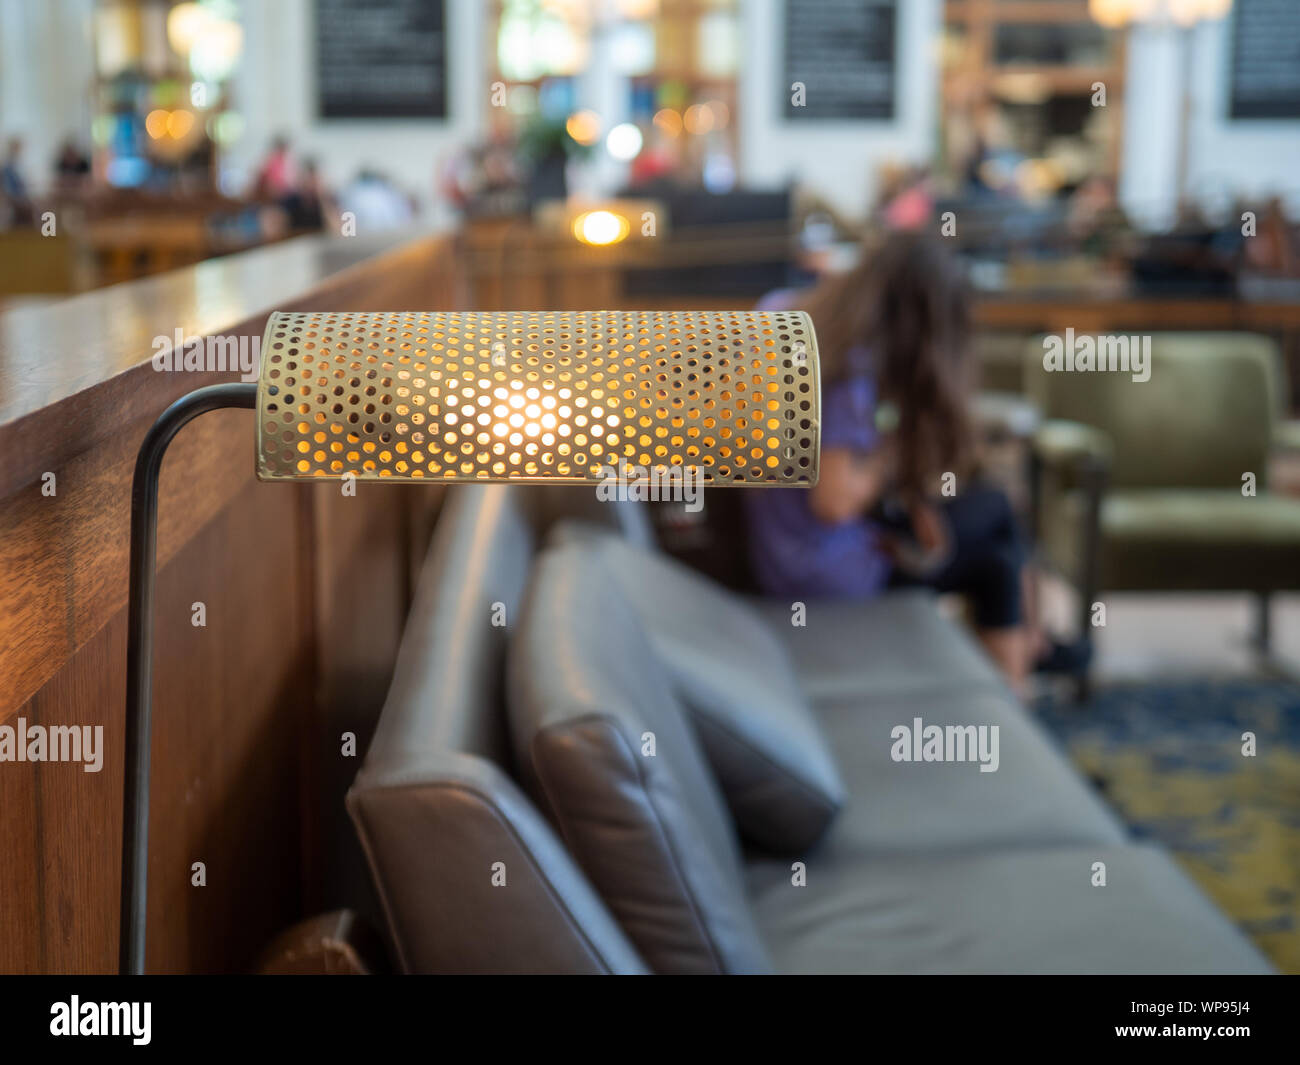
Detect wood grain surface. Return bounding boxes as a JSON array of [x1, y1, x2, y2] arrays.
[[0, 232, 452, 972]]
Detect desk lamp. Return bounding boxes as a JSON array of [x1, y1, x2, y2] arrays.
[[121, 309, 820, 974]]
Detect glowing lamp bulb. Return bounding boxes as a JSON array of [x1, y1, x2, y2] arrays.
[[573, 210, 630, 246]]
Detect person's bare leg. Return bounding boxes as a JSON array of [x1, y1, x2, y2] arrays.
[[976, 625, 1030, 694], [1022, 565, 1049, 661]]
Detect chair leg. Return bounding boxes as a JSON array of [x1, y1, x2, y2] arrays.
[[1253, 592, 1272, 653], [1069, 593, 1096, 705], [1072, 461, 1107, 707]]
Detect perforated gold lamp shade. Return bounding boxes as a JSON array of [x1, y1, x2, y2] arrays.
[[256, 310, 819, 485]]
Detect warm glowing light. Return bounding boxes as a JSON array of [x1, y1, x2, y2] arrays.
[[683, 103, 714, 135], [605, 122, 643, 161], [167, 110, 195, 139], [145, 110, 170, 139], [707, 100, 730, 130], [1015, 158, 1066, 199], [566, 109, 601, 145], [1168, 0, 1229, 23], [573, 210, 630, 246], [538, 18, 587, 75], [1089, 0, 1134, 26], [189, 17, 244, 80], [167, 2, 209, 54], [997, 72, 1051, 105], [1089, 0, 1229, 26], [653, 108, 682, 136]]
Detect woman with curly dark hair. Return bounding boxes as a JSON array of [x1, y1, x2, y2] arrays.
[[747, 232, 1034, 686]]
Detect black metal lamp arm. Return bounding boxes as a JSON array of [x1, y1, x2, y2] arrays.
[[120, 382, 257, 975]]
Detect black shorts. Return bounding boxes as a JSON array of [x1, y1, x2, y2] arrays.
[[888, 485, 1026, 629]]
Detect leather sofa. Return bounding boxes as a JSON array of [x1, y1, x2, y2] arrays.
[[346, 484, 1272, 974]]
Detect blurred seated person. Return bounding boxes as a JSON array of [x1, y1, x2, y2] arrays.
[[746, 234, 1050, 689], [53, 138, 92, 196], [1242, 196, 1298, 276], [1, 136, 34, 226], [281, 158, 332, 231], [1066, 176, 1128, 257]]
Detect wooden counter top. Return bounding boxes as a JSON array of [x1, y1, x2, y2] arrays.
[[0, 231, 444, 497]]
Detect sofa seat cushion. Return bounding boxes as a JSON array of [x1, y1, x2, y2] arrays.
[[802, 687, 1126, 857], [1045, 489, 1300, 591], [558, 525, 846, 853], [509, 541, 771, 974], [749, 591, 1007, 704], [1101, 491, 1300, 591], [747, 844, 1272, 974], [1103, 490, 1300, 545]]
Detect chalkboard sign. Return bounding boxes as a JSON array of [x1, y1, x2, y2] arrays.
[[316, 0, 447, 119], [1230, 0, 1300, 119], [783, 0, 896, 120]]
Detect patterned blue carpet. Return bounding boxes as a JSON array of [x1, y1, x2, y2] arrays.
[[1035, 678, 1300, 973]]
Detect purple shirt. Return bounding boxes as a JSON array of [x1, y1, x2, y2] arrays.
[[745, 365, 891, 598], [746, 288, 890, 598]]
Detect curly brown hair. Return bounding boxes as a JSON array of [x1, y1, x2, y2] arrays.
[[801, 232, 977, 498]]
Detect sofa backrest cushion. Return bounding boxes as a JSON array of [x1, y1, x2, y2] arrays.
[[552, 523, 845, 852], [509, 540, 772, 974], [348, 485, 646, 973], [363, 484, 530, 766]]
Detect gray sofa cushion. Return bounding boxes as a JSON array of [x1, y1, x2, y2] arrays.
[[747, 843, 1273, 974], [348, 485, 646, 973], [751, 591, 1007, 704], [554, 524, 846, 853], [806, 687, 1126, 856], [508, 540, 771, 974]]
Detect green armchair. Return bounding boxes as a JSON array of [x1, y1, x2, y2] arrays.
[[1025, 332, 1300, 695]]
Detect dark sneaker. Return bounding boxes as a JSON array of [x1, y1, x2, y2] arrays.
[[1034, 636, 1094, 676]]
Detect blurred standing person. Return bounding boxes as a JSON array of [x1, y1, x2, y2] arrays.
[[876, 164, 934, 231], [282, 158, 334, 231], [53, 138, 92, 197], [252, 135, 295, 200]]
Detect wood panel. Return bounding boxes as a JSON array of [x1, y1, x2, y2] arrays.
[[0, 408, 254, 717], [0, 233, 453, 973], [305, 482, 442, 922]]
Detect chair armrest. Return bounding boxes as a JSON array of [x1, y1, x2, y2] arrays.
[[974, 390, 1041, 442], [1275, 419, 1300, 454], [1027, 421, 1110, 599], [1032, 419, 1113, 473]]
